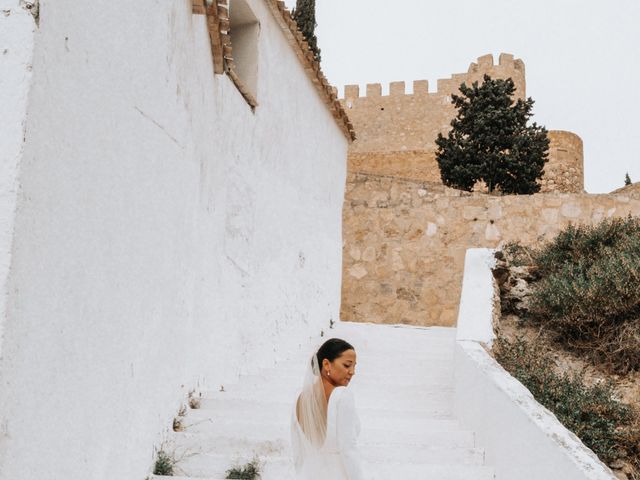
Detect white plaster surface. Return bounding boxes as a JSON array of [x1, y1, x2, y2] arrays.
[[154, 321, 497, 479], [454, 248, 617, 480], [0, 0, 36, 360], [0, 0, 347, 478], [455, 248, 496, 345]]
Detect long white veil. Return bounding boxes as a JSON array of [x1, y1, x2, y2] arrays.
[[295, 350, 327, 450]]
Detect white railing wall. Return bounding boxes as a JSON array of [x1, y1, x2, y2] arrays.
[[453, 248, 616, 480]]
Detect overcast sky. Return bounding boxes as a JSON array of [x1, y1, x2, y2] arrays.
[[284, 0, 640, 193]]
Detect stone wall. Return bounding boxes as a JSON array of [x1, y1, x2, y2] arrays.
[[347, 131, 584, 194], [342, 173, 640, 326], [340, 53, 584, 194], [612, 182, 640, 199], [342, 53, 526, 155]]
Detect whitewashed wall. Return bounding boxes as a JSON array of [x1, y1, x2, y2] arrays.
[[0, 0, 37, 361], [0, 1, 348, 478], [454, 249, 617, 480]]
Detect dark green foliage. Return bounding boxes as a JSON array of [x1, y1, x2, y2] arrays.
[[501, 241, 534, 267], [153, 450, 175, 476], [528, 217, 640, 372], [292, 0, 321, 62], [626, 172, 633, 186], [225, 459, 261, 479], [435, 75, 549, 194], [494, 337, 638, 466]]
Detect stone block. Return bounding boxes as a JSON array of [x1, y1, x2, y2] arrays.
[[485, 223, 501, 242], [348, 263, 368, 280], [366, 83, 382, 97], [541, 208, 558, 223], [344, 84, 360, 100], [560, 203, 581, 218], [462, 205, 487, 220], [362, 246, 376, 262], [412, 80, 429, 95], [389, 81, 405, 96]]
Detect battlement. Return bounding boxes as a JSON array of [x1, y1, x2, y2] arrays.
[[338, 53, 583, 195], [341, 53, 526, 101]]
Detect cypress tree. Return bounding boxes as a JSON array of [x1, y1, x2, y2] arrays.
[[292, 0, 321, 63], [625, 172, 632, 186], [436, 75, 549, 194]]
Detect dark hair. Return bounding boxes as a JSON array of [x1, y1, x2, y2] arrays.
[[315, 338, 355, 368]]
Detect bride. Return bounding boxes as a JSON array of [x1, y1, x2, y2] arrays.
[[290, 338, 365, 479]]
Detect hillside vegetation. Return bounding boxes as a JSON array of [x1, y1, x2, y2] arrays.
[[493, 216, 640, 479]]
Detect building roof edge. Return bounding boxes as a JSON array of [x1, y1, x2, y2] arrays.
[[262, 0, 355, 142]]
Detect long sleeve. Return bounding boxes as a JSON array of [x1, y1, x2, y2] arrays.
[[336, 388, 365, 480], [290, 407, 303, 473]]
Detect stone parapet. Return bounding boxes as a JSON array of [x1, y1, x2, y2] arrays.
[[341, 173, 640, 326], [340, 53, 526, 156]]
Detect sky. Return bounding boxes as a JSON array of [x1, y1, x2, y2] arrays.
[[284, 0, 640, 193]]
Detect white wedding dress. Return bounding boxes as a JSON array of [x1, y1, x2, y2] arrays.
[[290, 386, 365, 479]]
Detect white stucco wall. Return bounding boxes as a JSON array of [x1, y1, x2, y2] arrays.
[[0, 1, 348, 478], [0, 0, 37, 361], [454, 249, 616, 480]]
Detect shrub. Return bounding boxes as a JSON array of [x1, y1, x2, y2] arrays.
[[527, 216, 640, 372], [501, 241, 535, 268], [225, 457, 261, 479], [494, 337, 639, 468], [153, 450, 175, 476], [435, 75, 549, 194]]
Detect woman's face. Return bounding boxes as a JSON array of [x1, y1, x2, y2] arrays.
[[324, 349, 357, 386]]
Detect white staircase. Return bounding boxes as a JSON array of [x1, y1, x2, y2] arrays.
[[152, 322, 495, 479]]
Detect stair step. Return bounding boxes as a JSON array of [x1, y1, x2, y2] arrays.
[[153, 324, 497, 479], [201, 383, 454, 405], [169, 453, 494, 480], [181, 411, 461, 437], [167, 428, 476, 456], [192, 398, 453, 422], [169, 436, 483, 464]]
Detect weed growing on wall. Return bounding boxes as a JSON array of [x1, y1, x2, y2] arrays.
[[188, 390, 201, 409], [225, 457, 262, 479], [173, 404, 187, 432], [494, 337, 640, 472], [153, 450, 175, 476]]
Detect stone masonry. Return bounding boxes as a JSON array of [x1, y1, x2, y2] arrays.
[[340, 53, 584, 194], [341, 173, 640, 326], [340, 53, 593, 326]]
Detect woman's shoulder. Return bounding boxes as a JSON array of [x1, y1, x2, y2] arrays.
[[331, 386, 355, 403]]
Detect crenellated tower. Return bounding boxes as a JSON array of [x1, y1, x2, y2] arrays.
[[340, 53, 584, 193]]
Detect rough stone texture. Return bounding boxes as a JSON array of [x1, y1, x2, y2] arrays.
[[540, 131, 584, 193], [341, 173, 640, 326], [612, 181, 640, 199], [340, 53, 584, 194]]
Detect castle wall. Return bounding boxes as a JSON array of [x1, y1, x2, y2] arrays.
[[340, 54, 584, 194], [342, 173, 640, 326], [0, 1, 347, 478]]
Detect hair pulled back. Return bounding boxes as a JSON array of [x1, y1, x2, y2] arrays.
[[315, 338, 354, 372]]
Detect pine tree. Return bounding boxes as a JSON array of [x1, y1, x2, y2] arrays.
[[625, 172, 632, 186], [292, 0, 321, 63], [435, 75, 549, 194]]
